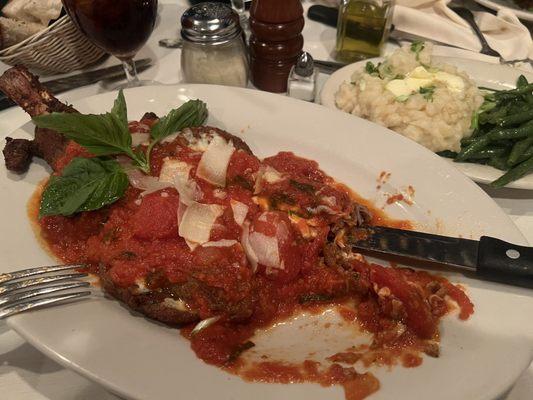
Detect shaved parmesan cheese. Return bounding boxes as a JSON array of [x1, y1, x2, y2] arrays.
[[213, 189, 227, 199], [177, 201, 187, 225], [185, 240, 199, 251], [248, 231, 281, 270], [163, 298, 189, 311], [181, 128, 212, 151], [159, 158, 191, 183], [196, 135, 235, 187], [254, 165, 283, 194], [159, 157, 202, 206], [241, 222, 258, 272], [202, 239, 238, 248], [174, 175, 202, 206], [263, 166, 283, 183], [126, 168, 172, 195], [179, 202, 224, 244], [230, 200, 248, 226], [131, 132, 150, 147]]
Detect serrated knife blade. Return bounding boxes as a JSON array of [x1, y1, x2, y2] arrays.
[[350, 226, 533, 288]]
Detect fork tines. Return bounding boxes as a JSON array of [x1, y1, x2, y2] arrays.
[[0, 264, 92, 319]]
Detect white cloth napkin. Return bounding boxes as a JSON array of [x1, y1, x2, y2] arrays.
[[392, 0, 533, 61]]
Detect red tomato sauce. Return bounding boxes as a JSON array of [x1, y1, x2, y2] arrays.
[[30, 124, 474, 400]]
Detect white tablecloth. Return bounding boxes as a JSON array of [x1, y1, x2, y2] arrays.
[[1, 1, 532, 399]]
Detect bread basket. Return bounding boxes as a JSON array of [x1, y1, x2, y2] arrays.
[[0, 14, 107, 75]]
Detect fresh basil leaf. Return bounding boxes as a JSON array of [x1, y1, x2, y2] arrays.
[[32, 91, 132, 157], [150, 99, 208, 142], [111, 90, 128, 127], [33, 111, 132, 156], [40, 157, 129, 217]]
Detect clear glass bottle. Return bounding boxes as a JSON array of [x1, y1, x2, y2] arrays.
[[181, 2, 249, 87], [335, 0, 394, 63]]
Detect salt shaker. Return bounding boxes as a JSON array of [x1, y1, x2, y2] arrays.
[[181, 2, 249, 87], [287, 52, 318, 102]]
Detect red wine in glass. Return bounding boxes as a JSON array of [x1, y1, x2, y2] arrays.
[[62, 0, 158, 87]]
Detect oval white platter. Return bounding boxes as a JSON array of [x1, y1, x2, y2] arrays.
[[320, 56, 533, 190], [2, 84, 533, 400]]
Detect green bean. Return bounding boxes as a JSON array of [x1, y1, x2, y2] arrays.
[[488, 155, 510, 171], [517, 75, 529, 89], [490, 121, 533, 141], [478, 86, 500, 92], [457, 123, 533, 161], [494, 83, 533, 99], [496, 109, 533, 127], [491, 155, 533, 188], [508, 136, 533, 166], [437, 150, 457, 159], [469, 147, 509, 160], [511, 144, 533, 165], [456, 134, 493, 161]]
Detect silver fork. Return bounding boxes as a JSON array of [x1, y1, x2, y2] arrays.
[[0, 264, 92, 319]]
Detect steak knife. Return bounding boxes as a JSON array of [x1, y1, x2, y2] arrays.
[[351, 226, 533, 288], [0, 58, 152, 111]]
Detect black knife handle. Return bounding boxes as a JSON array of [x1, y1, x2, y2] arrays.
[[0, 96, 15, 112], [307, 5, 338, 28], [477, 236, 533, 288]]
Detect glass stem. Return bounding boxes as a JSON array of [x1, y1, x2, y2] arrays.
[[231, 0, 245, 13], [121, 58, 140, 85]]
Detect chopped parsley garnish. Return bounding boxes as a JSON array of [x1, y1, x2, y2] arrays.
[[419, 85, 436, 101], [33, 91, 209, 216], [410, 41, 425, 61], [365, 61, 379, 76]]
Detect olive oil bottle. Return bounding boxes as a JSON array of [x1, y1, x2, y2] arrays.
[[335, 0, 394, 63]]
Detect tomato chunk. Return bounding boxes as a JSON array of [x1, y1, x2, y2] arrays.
[[132, 192, 179, 240]]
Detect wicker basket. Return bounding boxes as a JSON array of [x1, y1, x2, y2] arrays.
[[0, 15, 107, 75]]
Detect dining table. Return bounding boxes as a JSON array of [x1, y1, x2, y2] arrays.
[[0, 0, 532, 399]]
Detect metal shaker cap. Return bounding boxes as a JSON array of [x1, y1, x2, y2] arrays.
[[181, 2, 242, 44], [294, 52, 315, 77]]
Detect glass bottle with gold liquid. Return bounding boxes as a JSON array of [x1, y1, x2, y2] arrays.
[[335, 0, 394, 63]]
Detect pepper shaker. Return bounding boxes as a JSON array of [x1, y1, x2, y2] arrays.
[[181, 2, 249, 87], [287, 52, 318, 102], [248, 0, 304, 93]]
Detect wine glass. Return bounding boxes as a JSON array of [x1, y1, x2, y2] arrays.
[[230, 0, 248, 33], [62, 0, 158, 89]]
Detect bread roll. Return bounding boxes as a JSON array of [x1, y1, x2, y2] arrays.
[[0, 16, 45, 49]]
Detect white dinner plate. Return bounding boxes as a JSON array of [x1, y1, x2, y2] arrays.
[[320, 57, 533, 190], [2, 84, 533, 400], [474, 0, 533, 22]]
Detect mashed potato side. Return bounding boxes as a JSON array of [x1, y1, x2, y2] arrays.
[[335, 43, 483, 153]]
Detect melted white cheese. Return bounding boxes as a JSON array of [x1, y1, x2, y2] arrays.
[[385, 66, 465, 98]]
